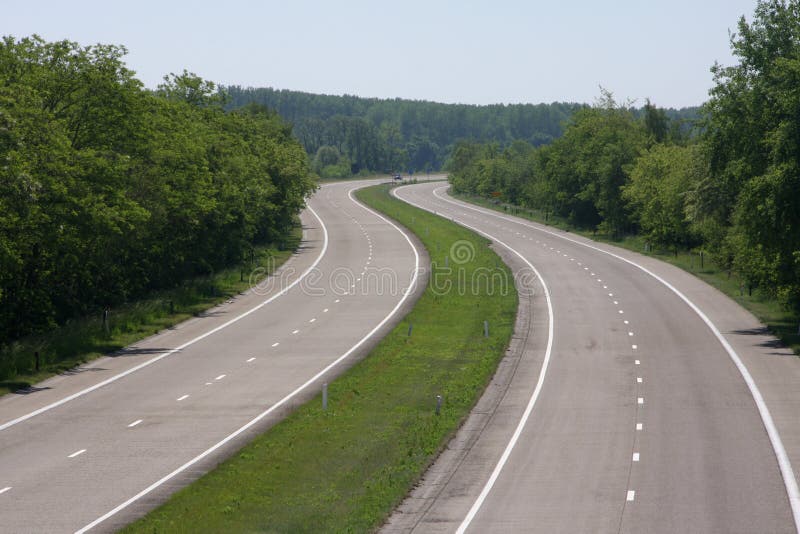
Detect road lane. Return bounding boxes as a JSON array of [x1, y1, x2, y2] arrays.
[[0, 179, 423, 532], [386, 182, 798, 534]]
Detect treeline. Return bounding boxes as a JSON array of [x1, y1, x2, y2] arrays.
[[0, 36, 316, 343], [450, 0, 800, 313], [225, 86, 586, 177]]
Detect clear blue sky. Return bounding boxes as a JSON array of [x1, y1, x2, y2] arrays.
[[4, 0, 759, 108]]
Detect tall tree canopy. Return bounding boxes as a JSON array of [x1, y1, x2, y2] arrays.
[[699, 0, 800, 308], [0, 35, 315, 344], [448, 0, 800, 314], [226, 87, 697, 178]]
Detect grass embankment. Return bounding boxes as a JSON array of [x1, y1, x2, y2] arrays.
[[123, 183, 517, 533], [455, 192, 800, 355], [0, 226, 302, 396]]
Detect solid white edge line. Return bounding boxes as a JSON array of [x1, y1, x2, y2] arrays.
[[0, 203, 331, 433], [76, 181, 421, 533], [391, 185, 555, 534], [432, 185, 800, 531]]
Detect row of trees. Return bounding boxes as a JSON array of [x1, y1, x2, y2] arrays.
[[225, 86, 588, 176], [226, 87, 697, 179], [0, 36, 316, 343], [450, 0, 800, 313]]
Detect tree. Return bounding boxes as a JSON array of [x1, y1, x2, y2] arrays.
[[157, 70, 227, 108], [624, 144, 702, 250], [643, 99, 669, 144], [700, 0, 800, 309], [0, 35, 315, 348]]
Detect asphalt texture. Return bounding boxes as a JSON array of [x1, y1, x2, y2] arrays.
[[0, 179, 424, 533], [383, 182, 800, 534]]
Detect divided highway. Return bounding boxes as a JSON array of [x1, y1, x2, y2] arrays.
[[0, 179, 422, 532], [386, 182, 800, 534]]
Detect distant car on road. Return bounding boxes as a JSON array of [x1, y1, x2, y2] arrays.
[[393, 173, 402, 181]]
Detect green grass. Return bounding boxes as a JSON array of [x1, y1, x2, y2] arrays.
[[454, 192, 800, 355], [0, 225, 302, 396], [122, 183, 517, 533]]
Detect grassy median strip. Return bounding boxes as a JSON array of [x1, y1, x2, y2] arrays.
[[123, 183, 517, 533], [0, 225, 302, 396], [455, 191, 800, 354]]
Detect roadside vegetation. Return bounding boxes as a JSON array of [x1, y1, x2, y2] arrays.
[[0, 225, 300, 395], [0, 36, 316, 387], [454, 192, 800, 355], [448, 0, 800, 341], [225, 87, 697, 179], [122, 183, 517, 533]]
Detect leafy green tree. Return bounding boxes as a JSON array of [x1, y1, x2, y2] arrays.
[[700, 0, 800, 309], [157, 69, 227, 108], [624, 144, 702, 250], [0, 35, 315, 347], [643, 99, 669, 144], [536, 92, 647, 232]]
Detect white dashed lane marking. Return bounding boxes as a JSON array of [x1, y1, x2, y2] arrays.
[[127, 419, 142, 428], [247, 357, 256, 363], [68, 449, 86, 459], [420, 193, 658, 515], [0, 487, 11, 495], [177, 395, 189, 401], [215, 374, 226, 381], [272, 342, 280, 347], [292, 329, 299, 335]]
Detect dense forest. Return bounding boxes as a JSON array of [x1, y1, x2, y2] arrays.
[[449, 0, 800, 314], [226, 86, 699, 179], [0, 36, 316, 344]]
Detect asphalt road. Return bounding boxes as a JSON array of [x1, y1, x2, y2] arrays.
[[385, 182, 800, 534], [0, 179, 423, 533]]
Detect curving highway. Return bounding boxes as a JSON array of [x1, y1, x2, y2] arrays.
[[0, 179, 424, 533], [385, 181, 800, 534]]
